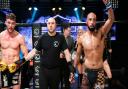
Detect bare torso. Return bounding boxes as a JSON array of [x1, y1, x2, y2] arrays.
[[0, 30, 22, 65], [81, 30, 105, 70]]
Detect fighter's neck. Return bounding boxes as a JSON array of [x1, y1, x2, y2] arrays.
[[88, 29, 98, 34], [5, 30, 17, 37]]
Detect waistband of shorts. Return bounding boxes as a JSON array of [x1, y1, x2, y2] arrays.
[[85, 67, 103, 72]]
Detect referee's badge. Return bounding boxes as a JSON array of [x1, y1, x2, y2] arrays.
[[53, 41, 59, 47]]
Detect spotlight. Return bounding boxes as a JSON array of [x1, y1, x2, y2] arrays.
[[0, 0, 10, 9], [52, 8, 56, 11], [58, 7, 62, 11], [34, 7, 38, 11], [74, 7, 78, 11], [82, 7, 85, 11], [28, 7, 32, 11]]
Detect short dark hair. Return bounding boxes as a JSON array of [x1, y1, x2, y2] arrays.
[[63, 23, 70, 30], [6, 13, 16, 21]]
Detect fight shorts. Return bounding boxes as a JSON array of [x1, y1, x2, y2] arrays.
[[1, 69, 20, 88], [81, 68, 105, 89]]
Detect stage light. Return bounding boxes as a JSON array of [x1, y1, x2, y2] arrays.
[[82, 7, 85, 11], [34, 7, 38, 11], [74, 8, 78, 11], [58, 7, 62, 11], [111, 0, 119, 9], [0, 0, 10, 9], [52, 8, 56, 11], [74, 7, 80, 22], [28, 7, 32, 11]]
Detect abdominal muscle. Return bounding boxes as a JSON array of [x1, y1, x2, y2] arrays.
[[83, 58, 103, 70], [1, 49, 20, 65]]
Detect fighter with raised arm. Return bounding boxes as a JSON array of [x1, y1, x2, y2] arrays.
[[74, 0, 114, 88]]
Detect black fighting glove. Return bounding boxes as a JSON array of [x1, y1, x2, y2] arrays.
[[8, 58, 26, 73], [68, 61, 76, 74], [105, 1, 112, 11], [15, 58, 26, 65], [68, 61, 76, 83]]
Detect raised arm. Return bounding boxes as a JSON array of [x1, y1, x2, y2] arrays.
[[101, 0, 115, 35]]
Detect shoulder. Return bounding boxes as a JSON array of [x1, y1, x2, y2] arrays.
[[42, 32, 48, 36], [0, 30, 6, 35], [56, 32, 65, 38], [0, 30, 7, 40], [81, 31, 87, 39], [37, 33, 50, 42], [96, 28, 105, 39], [56, 32, 63, 36], [69, 36, 74, 41], [17, 32, 25, 39], [39, 33, 47, 38], [78, 31, 87, 44], [0, 31, 5, 37], [16, 32, 26, 42]]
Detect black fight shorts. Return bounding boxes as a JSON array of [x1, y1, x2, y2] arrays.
[[1, 70, 20, 88], [81, 68, 105, 89]]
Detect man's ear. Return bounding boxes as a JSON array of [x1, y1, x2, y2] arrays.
[[4, 20, 9, 26], [4, 21, 7, 25]]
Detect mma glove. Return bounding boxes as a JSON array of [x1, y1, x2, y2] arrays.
[[68, 61, 76, 83], [68, 61, 76, 74], [8, 63, 17, 73], [0, 61, 7, 72], [105, 1, 112, 11], [15, 57, 26, 65], [8, 58, 26, 73]]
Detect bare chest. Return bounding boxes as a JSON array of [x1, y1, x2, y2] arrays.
[[82, 35, 103, 50], [1, 37, 20, 49]]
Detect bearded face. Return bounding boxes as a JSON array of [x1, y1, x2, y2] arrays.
[[88, 25, 96, 32], [5, 19, 16, 33], [87, 12, 97, 32]]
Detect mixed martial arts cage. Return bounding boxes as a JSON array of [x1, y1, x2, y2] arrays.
[[0, 21, 121, 89], [16, 21, 110, 89]]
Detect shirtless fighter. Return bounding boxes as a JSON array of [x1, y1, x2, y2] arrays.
[[0, 13, 28, 89], [74, 0, 114, 89]]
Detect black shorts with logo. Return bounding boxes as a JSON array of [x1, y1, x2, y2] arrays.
[[1, 70, 20, 88]]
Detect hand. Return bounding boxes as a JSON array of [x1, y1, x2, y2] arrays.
[[60, 52, 65, 58], [69, 73, 75, 83], [107, 73, 112, 79], [103, 0, 112, 11], [109, 49, 112, 53]]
